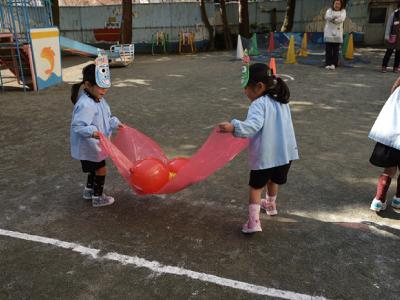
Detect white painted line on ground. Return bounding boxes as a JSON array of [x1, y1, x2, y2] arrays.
[[0, 228, 326, 300], [277, 74, 295, 81]]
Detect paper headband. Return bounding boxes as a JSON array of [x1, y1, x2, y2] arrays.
[[240, 49, 250, 88], [95, 51, 111, 88]]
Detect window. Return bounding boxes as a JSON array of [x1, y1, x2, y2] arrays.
[[369, 7, 387, 24]]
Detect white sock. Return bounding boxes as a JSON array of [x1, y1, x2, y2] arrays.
[[249, 204, 261, 222], [267, 195, 276, 202]]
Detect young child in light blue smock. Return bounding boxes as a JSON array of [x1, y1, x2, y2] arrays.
[[368, 78, 400, 212], [70, 63, 123, 207], [219, 63, 299, 234]]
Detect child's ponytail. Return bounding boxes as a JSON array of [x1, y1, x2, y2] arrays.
[[267, 77, 290, 104], [247, 63, 290, 104], [70, 64, 97, 105], [70, 81, 83, 105]]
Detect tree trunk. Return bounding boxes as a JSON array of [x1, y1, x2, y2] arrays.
[[200, 0, 214, 51], [220, 0, 232, 50], [239, 0, 250, 38], [120, 0, 132, 44], [280, 0, 296, 32], [270, 8, 277, 32], [51, 0, 60, 27]]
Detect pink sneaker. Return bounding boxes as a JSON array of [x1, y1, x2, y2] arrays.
[[261, 199, 278, 216], [242, 219, 262, 234], [242, 204, 262, 234]]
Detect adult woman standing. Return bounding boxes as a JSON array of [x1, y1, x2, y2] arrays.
[[324, 0, 346, 70], [382, 2, 400, 73]]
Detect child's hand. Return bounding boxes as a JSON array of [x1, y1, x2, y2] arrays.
[[92, 131, 100, 139], [218, 122, 234, 133], [118, 123, 127, 129]]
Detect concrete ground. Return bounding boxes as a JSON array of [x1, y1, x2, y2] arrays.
[[0, 49, 399, 299]]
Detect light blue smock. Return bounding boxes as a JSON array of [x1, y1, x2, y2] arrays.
[[231, 95, 299, 170], [369, 87, 400, 150], [70, 92, 120, 162]]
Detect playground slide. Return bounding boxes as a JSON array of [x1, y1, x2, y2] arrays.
[[60, 36, 119, 59]]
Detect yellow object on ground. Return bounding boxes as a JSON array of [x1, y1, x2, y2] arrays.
[[345, 33, 354, 60], [298, 33, 308, 57], [285, 35, 297, 64]]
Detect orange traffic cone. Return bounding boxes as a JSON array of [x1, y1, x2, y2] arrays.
[[267, 33, 275, 52], [269, 57, 277, 75]]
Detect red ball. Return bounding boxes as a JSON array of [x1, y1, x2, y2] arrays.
[[130, 158, 169, 194], [167, 157, 189, 174]]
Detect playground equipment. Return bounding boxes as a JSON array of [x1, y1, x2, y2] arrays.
[[179, 31, 196, 54], [0, 0, 53, 91], [59, 36, 134, 67], [60, 36, 99, 57], [0, 0, 134, 91], [109, 43, 134, 67], [151, 31, 169, 55]]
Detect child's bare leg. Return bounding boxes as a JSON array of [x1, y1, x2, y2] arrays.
[[261, 180, 278, 216], [266, 180, 278, 197], [96, 166, 107, 176], [249, 187, 263, 205], [263, 180, 278, 200]]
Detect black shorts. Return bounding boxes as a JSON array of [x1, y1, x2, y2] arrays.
[[249, 162, 291, 189], [370, 142, 400, 168], [80, 160, 106, 173]]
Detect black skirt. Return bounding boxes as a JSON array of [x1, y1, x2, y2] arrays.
[[80, 160, 106, 173], [370, 142, 400, 168], [249, 162, 291, 189]]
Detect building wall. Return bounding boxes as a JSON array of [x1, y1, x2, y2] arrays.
[[59, 0, 395, 46], [60, 3, 214, 44]]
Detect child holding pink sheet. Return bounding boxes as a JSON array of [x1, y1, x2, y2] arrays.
[[219, 62, 299, 234], [70, 55, 123, 207]]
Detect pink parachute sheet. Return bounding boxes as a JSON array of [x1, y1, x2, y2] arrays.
[[99, 126, 248, 195]]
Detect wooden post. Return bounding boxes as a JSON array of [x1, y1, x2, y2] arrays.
[[120, 0, 132, 44]]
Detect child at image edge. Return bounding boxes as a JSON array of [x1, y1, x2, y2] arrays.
[[70, 62, 123, 207], [369, 77, 400, 211], [219, 63, 299, 234]]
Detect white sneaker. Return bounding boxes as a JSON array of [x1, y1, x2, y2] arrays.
[[241, 219, 262, 234], [83, 187, 93, 200], [92, 194, 115, 207], [392, 196, 400, 209], [330, 65, 336, 70], [370, 198, 387, 212], [261, 199, 278, 216], [325, 65, 332, 70]]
